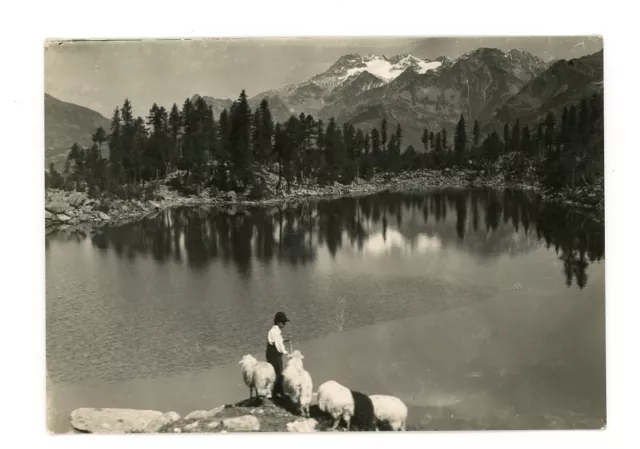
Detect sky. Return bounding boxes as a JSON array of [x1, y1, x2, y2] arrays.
[[44, 36, 603, 118]]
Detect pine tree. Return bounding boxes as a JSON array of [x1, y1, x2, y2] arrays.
[[544, 111, 556, 148], [180, 98, 195, 174], [473, 120, 480, 147], [434, 132, 443, 168], [258, 99, 274, 165], [536, 121, 544, 158], [395, 123, 403, 151], [560, 106, 570, 145], [380, 117, 388, 153], [92, 127, 108, 155], [218, 108, 231, 163], [168, 103, 181, 171], [371, 127, 381, 161], [421, 128, 430, 152], [454, 113, 467, 165], [120, 99, 135, 179], [273, 122, 285, 188], [503, 123, 510, 152], [108, 106, 122, 174], [511, 119, 520, 152], [521, 125, 532, 156], [229, 90, 253, 184]]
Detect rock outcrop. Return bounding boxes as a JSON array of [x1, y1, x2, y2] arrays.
[[70, 408, 164, 433]]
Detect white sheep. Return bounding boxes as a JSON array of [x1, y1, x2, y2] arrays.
[[239, 354, 276, 400], [369, 394, 408, 431], [282, 350, 313, 417], [317, 380, 355, 430]]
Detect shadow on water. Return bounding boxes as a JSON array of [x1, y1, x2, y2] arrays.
[[72, 188, 605, 289]]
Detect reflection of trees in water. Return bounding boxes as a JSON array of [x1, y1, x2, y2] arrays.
[[87, 188, 604, 289]]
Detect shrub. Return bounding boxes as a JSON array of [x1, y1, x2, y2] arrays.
[[248, 178, 269, 200], [143, 181, 159, 201]]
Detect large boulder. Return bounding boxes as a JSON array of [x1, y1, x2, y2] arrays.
[[223, 191, 238, 202], [69, 192, 87, 207], [56, 214, 71, 222], [45, 210, 54, 220], [183, 421, 200, 432], [286, 418, 318, 432], [143, 411, 180, 433], [46, 202, 68, 214], [70, 408, 164, 434], [221, 415, 260, 432], [97, 211, 110, 221], [184, 406, 225, 421]]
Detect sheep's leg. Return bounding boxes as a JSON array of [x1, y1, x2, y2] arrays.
[[331, 416, 341, 431], [343, 413, 351, 431], [249, 387, 253, 401]]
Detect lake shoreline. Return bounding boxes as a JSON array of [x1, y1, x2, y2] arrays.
[[45, 168, 604, 235]]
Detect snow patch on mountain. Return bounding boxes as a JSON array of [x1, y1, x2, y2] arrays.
[[344, 54, 441, 82]]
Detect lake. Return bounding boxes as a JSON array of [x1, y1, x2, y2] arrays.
[[45, 188, 606, 432]]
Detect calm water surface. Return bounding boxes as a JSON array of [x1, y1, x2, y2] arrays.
[[45, 188, 605, 432]]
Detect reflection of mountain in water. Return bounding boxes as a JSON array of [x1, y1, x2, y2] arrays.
[[74, 189, 604, 289]]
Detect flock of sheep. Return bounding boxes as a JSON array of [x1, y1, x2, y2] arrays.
[[239, 350, 408, 431]]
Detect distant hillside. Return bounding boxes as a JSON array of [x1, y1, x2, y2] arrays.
[[45, 94, 111, 167], [493, 50, 603, 127]]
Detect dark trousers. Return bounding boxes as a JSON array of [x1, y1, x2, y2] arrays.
[[266, 343, 284, 396]]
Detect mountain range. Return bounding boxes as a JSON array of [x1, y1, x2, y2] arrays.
[[45, 47, 603, 165], [194, 48, 603, 148]]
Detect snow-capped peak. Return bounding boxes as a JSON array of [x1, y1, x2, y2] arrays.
[[311, 53, 441, 90]]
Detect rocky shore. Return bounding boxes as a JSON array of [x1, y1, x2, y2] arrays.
[[65, 395, 604, 434], [67, 396, 340, 434], [45, 168, 603, 235]]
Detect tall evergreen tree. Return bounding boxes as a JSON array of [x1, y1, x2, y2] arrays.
[[371, 127, 381, 160], [108, 107, 122, 170], [258, 99, 274, 164], [380, 117, 388, 153], [503, 123, 510, 151], [421, 128, 430, 152], [229, 90, 253, 184], [521, 125, 532, 156], [472, 120, 480, 147], [168, 103, 181, 171], [511, 119, 521, 152], [218, 108, 231, 163], [454, 114, 467, 165]]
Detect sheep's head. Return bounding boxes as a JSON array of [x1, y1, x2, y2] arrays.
[[239, 354, 257, 369], [288, 349, 304, 360], [286, 350, 305, 369]]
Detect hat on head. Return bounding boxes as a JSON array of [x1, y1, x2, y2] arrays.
[[274, 311, 290, 325]]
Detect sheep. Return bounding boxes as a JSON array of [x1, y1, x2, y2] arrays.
[[282, 350, 313, 417], [317, 380, 354, 430], [239, 354, 276, 401], [349, 390, 376, 431], [369, 394, 408, 431]]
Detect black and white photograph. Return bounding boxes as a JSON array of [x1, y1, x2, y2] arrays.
[[43, 35, 606, 435]]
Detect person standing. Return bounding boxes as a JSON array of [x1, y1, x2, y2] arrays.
[[266, 311, 290, 397]]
